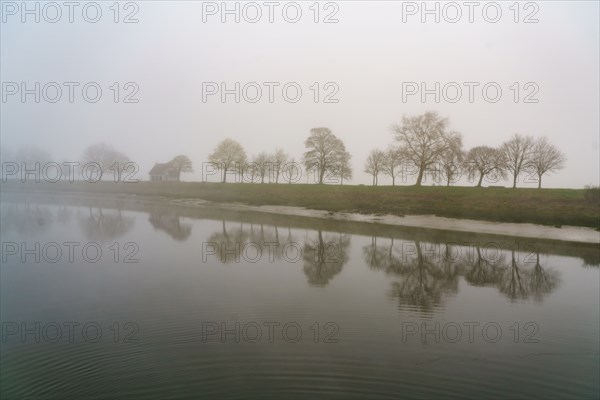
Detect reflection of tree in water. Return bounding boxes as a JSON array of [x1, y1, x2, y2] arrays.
[[363, 238, 461, 312], [498, 250, 529, 301], [56, 206, 73, 225], [527, 252, 560, 302], [496, 250, 560, 302], [206, 221, 295, 264], [462, 246, 506, 287], [303, 230, 351, 287], [205, 222, 351, 286], [78, 207, 135, 242], [0, 202, 54, 235], [363, 237, 391, 272], [205, 220, 250, 263], [387, 241, 459, 313], [363, 239, 561, 310], [149, 211, 192, 241], [582, 252, 600, 268]]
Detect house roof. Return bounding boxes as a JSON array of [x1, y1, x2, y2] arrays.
[[149, 163, 177, 176]]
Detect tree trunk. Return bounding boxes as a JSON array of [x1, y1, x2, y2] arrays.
[[477, 173, 484, 187], [319, 167, 325, 184], [513, 174, 517, 188], [538, 173, 542, 189], [392, 175, 395, 186], [415, 166, 424, 186], [222, 167, 227, 183]]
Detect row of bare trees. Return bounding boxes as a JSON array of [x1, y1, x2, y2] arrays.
[[4, 111, 564, 188], [207, 128, 353, 184], [365, 112, 566, 188], [208, 140, 298, 184], [207, 112, 565, 188]]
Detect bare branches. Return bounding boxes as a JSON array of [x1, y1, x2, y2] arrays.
[[501, 134, 534, 188], [528, 137, 566, 189], [391, 112, 460, 186], [364, 149, 386, 186]]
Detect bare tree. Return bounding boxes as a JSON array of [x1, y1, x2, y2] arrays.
[[272, 148, 288, 183], [168, 155, 193, 181], [464, 146, 507, 187], [334, 150, 353, 185], [208, 139, 247, 183], [303, 127, 348, 184], [244, 160, 260, 183], [253, 152, 271, 183], [501, 134, 534, 188], [281, 158, 300, 184], [528, 137, 566, 189], [382, 146, 403, 186], [365, 149, 385, 186], [82, 143, 130, 181], [438, 134, 464, 186], [391, 112, 460, 186]]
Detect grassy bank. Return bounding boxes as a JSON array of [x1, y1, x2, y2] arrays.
[[3, 181, 600, 228]]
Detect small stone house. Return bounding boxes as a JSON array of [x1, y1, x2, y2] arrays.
[[149, 163, 179, 182]]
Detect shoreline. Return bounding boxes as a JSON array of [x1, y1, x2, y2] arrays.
[[173, 200, 600, 245], [3, 187, 599, 245]]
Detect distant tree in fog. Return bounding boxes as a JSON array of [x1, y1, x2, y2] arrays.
[[528, 137, 566, 189], [439, 135, 464, 186], [464, 146, 507, 187], [253, 152, 271, 183], [335, 150, 353, 185], [382, 146, 403, 186], [501, 134, 535, 188], [14, 145, 52, 167], [392, 112, 461, 186], [168, 155, 193, 181], [208, 139, 247, 183], [82, 143, 130, 181], [364, 149, 385, 186], [281, 158, 300, 184], [272, 148, 289, 183], [303, 127, 348, 184]]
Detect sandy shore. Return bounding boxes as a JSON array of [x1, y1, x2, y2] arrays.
[[167, 199, 600, 245]]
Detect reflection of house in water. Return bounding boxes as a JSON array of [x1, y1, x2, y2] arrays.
[[148, 163, 178, 182], [148, 211, 192, 241]]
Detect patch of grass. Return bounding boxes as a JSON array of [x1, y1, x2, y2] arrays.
[[584, 185, 600, 203]]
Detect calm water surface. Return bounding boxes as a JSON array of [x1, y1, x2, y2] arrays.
[[1, 193, 599, 399]]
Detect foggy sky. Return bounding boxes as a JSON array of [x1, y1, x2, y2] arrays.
[[1, 1, 599, 187]]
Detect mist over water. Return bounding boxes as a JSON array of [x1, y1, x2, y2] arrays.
[[2, 1, 599, 398], [1, 193, 598, 399]]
